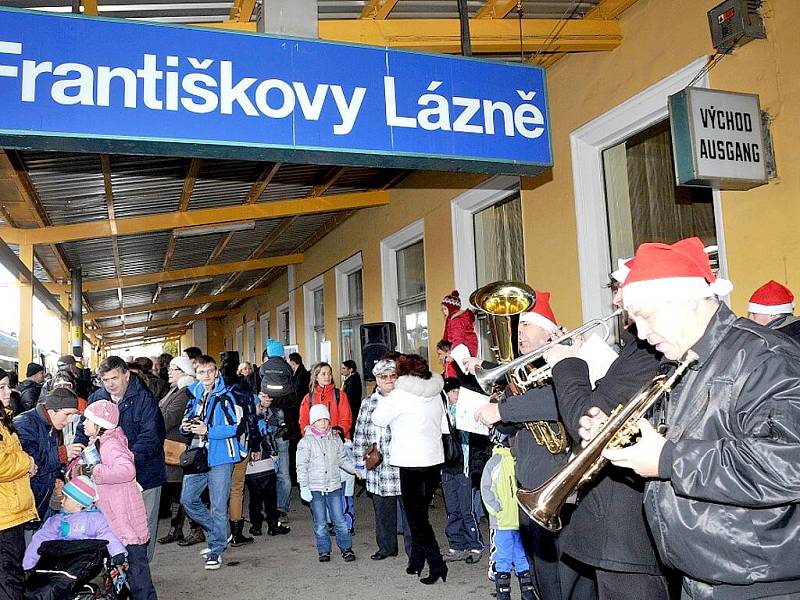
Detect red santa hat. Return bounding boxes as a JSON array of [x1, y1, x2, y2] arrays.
[[519, 290, 558, 332], [622, 237, 733, 308], [748, 280, 795, 315]]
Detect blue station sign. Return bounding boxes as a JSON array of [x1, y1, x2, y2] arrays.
[[0, 9, 553, 175]]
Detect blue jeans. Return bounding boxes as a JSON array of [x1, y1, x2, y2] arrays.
[[275, 438, 292, 514], [181, 462, 233, 557], [442, 470, 483, 551], [493, 529, 530, 574], [310, 488, 352, 555]]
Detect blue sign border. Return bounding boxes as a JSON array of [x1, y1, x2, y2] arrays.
[[0, 8, 553, 176]]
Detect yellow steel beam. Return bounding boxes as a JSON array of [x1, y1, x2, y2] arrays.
[[196, 19, 621, 53], [584, 0, 641, 19], [318, 18, 620, 53], [530, 0, 641, 67], [0, 190, 390, 246], [98, 310, 230, 334], [245, 162, 281, 205], [82, 254, 303, 293], [475, 0, 518, 19], [19, 244, 33, 367], [82, 0, 99, 16], [85, 288, 267, 320], [102, 329, 186, 348], [229, 0, 256, 22], [360, 0, 400, 19]]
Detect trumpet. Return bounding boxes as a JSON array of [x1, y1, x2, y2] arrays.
[[517, 350, 698, 531], [473, 309, 623, 395]]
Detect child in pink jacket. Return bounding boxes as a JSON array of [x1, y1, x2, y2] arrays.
[[83, 400, 158, 600]]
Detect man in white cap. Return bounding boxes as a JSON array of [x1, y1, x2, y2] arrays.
[[588, 237, 800, 599], [747, 279, 800, 342]]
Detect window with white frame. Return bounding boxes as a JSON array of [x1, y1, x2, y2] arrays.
[[246, 320, 256, 363], [277, 304, 290, 346], [336, 253, 364, 391], [451, 175, 522, 362], [397, 241, 428, 360], [303, 276, 325, 364], [382, 220, 427, 361], [235, 326, 243, 358], [259, 313, 271, 360]]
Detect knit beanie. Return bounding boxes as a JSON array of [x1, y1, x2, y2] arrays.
[[63, 475, 98, 508], [170, 355, 195, 377], [26, 362, 45, 378], [84, 400, 119, 430], [43, 387, 79, 411], [309, 403, 330, 425], [266, 338, 285, 358], [442, 290, 462, 316]]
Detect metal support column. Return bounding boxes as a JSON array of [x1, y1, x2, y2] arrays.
[[259, 0, 318, 38], [71, 267, 83, 359], [18, 244, 33, 370]]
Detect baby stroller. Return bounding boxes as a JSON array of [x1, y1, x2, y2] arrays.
[[24, 539, 129, 600]]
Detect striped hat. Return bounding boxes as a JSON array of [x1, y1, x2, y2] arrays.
[[63, 475, 98, 508]]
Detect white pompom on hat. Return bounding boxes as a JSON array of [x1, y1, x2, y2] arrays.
[[622, 237, 733, 308], [748, 280, 795, 315]]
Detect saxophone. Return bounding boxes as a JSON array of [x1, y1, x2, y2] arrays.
[[517, 350, 698, 531]]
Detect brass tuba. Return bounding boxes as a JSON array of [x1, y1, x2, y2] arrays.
[[469, 281, 568, 454], [516, 350, 699, 531]]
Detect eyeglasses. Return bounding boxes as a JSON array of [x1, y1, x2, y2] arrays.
[[376, 373, 398, 381], [196, 368, 217, 377]]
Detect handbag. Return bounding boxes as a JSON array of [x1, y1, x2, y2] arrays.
[[164, 439, 185, 466], [179, 444, 210, 474], [442, 393, 464, 468], [364, 442, 383, 471]]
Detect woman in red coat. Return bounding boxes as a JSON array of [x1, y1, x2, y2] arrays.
[[440, 291, 479, 378], [298, 362, 352, 438]]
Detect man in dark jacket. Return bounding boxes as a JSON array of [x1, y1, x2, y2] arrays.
[[260, 340, 297, 518], [596, 238, 800, 599], [473, 291, 593, 600], [18, 362, 45, 412], [288, 352, 311, 402], [341, 360, 363, 438], [14, 388, 81, 526], [746, 279, 800, 342], [74, 356, 166, 561]]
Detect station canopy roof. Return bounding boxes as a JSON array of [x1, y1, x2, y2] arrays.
[[0, 0, 636, 349]]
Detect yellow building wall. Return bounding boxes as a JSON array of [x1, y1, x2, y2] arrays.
[[523, 0, 798, 323], [219, 0, 798, 364]]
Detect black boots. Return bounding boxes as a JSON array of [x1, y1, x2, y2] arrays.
[[406, 546, 425, 576], [230, 520, 254, 547], [268, 522, 291, 536], [420, 543, 448, 585], [177, 525, 205, 547], [495, 572, 512, 600], [517, 570, 538, 600], [157, 527, 184, 545]]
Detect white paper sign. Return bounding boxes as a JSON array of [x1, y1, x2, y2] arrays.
[[455, 387, 491, 436], [575, 333, 619, 387]]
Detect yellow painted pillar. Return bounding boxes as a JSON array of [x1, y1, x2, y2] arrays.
[[18, 244, 33, 369]]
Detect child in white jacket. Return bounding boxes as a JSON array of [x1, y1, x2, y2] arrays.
[[296, 404, 356, 563]]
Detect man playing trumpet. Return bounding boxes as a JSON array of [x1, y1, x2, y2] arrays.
[[582, 237, 800, 599], [471, 291, 594, 600]]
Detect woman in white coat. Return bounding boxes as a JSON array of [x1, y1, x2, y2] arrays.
[[372, 354, 447, 585]]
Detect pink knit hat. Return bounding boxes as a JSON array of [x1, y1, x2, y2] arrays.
[[84, 400, 119, 430]]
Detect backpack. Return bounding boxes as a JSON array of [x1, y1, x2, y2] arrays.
[[259, 357, 294, 398]]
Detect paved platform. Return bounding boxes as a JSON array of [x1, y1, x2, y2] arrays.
[[150, 489, 492, 599]]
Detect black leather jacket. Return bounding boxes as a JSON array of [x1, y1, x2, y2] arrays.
[[647, 303, 800, 599]]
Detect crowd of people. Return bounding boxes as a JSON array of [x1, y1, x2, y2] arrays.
[[1, 237, 800, 600]]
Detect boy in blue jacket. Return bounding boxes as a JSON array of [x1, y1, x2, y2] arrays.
[[180, 355, 241, 571]]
